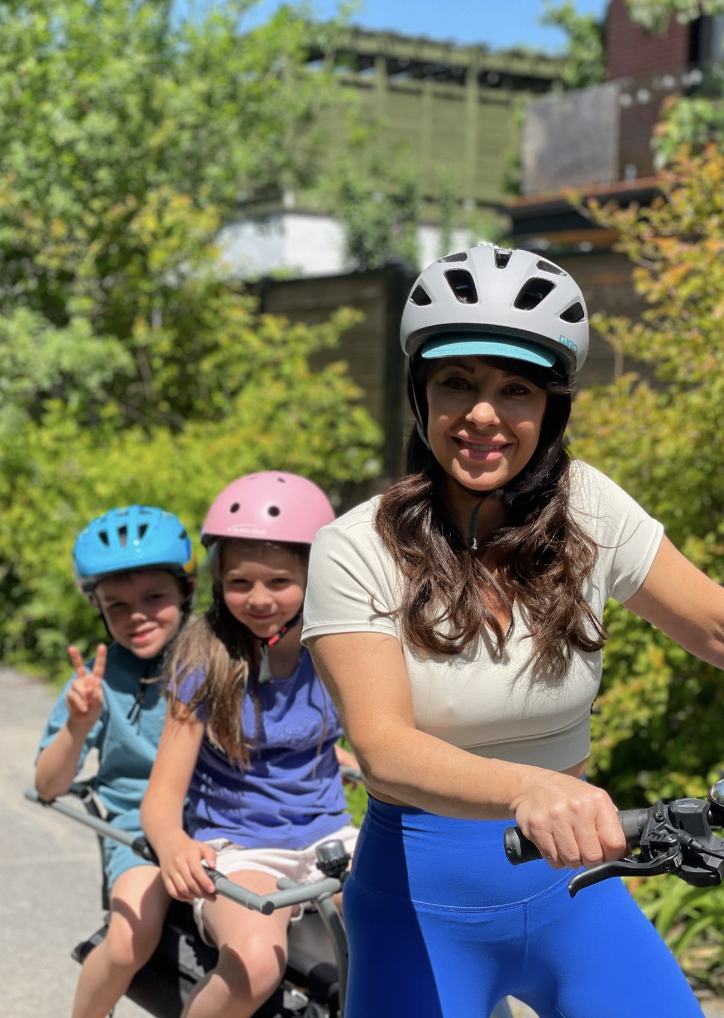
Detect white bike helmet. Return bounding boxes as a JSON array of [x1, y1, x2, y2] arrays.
[[400, 244, 588, 378]]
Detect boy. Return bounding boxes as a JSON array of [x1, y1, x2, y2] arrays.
[[35, 505, 195, 1018]]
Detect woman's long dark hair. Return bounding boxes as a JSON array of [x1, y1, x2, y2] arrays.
[[374, 355, 606, 678]]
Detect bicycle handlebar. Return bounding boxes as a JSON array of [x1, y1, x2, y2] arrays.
[[502, 784, 724, 897], [504, 808, 650, 865], [24, 787, 346, 914]]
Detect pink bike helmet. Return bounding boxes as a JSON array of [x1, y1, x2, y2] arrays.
[[201, 472, 335, 548]]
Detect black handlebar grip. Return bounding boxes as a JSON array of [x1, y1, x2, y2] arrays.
[[503, 807, 651, 865], [503, 826, 542, 865], [617, 808, 650, 844]]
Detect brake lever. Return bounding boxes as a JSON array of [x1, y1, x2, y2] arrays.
[[568, 844, 682, 898]]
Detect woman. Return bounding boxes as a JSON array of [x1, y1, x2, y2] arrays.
[[301, 245, 724, 1018]]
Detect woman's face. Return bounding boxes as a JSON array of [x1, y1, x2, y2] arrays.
[[220, 541, 307, 640], [425, 356, 547, 493]]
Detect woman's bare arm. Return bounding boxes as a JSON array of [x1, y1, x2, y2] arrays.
[[308, 632, 624, 869], [624, 536, 724, 668]]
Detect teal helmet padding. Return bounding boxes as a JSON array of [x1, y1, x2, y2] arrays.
[[73, 505, 196, 597]]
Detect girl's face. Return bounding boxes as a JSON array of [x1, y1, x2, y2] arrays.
[[220, 541, 307, 640], [425, 356, 547, 493], [95, 569, 186, 659]]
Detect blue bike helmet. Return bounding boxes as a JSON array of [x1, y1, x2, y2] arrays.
[[73, 505, 196, 599]]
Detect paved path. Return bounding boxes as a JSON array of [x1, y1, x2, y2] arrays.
[[0, 666, 146, 1017], [2, 664, 724, 1018]]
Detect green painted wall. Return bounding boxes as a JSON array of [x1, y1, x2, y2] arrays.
[[322, 31, 563, 210]]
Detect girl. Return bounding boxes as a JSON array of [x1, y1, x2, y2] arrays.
[[35, 505, 196, 1018], [142, 471, 358, 1018], [302, 245, 724, 1018]]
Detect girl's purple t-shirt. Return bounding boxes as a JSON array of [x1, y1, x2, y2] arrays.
[[176, 648, 350, 849]]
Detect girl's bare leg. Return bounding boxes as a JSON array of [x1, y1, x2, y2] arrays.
[[182, 870, 293, 1018]]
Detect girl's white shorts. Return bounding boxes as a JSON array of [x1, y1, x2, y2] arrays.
[[192, 823, 358, 944]]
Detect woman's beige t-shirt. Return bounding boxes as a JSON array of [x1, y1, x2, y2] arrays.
[[301, 461, 663, 772]]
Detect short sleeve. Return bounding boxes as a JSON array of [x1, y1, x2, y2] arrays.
[[571, 462, 664, 604], [302, 507, 401, 644], [168, 669, 207, 722], [36, 676, 107, 767]]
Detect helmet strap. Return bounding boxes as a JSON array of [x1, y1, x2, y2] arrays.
[[464, 473, 530, 551], [466, 491, 504, 551], [257, 608, 304, 685]]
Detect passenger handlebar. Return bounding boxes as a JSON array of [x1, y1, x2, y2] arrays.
[[24, 787, 348, 914]]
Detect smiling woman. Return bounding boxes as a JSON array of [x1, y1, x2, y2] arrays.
[[424, 357, 548, 493], [301, 245, 724, 1018]]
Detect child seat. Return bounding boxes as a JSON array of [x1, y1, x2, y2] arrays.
[[68, 782, 341, 1017]]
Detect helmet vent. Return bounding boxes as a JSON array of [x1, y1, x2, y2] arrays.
[[445, 269, 478, 304], [560, 301, 586, 324], [118, 525, 128, 548], [268, 506, 280, 517], [179, 528, 187, 539], [138, 524, 148, 540], [410, 285, 432, 306], [536, 259, 566, 276], [514, 277, 556, 311], [495, 249, 512, 269], [230, 502, 240, 513], [98, 530, 109, 546], [439, 251, 467, 263]]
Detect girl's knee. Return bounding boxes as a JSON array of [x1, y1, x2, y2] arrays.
[[217, 937, 286, 1002]]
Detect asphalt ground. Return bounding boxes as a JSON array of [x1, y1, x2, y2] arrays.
[[0, 666, 146, 1017], [3, 664, 724, 1018]]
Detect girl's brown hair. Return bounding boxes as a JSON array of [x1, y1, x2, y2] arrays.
[[374, 356, 606, 678], [165, 539, 311, 766]]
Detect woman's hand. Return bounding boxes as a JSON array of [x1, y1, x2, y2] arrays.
[[511, 773, 626, 870], [65, 644, 106, 730], [157, 830, 218, 902]]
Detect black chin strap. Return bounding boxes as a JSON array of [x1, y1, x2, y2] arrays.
[[464, 475, 528, 551], [467, 490, 504, 551], [257, 609, 304, 685]]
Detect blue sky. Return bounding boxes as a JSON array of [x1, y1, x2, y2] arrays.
[[238, 0, 611, 52]]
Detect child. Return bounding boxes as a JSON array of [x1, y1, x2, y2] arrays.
[[141, 471, 358, 1018], [35, 505, 196, 1018]]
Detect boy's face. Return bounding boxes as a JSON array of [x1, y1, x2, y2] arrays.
[[94, 569, 186, 659]]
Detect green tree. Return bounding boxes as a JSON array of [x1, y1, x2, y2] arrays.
[[0, 0, 351, 426], [570, 144, 724, 805], [0, 0, 383, 677], [625, 0, 724, 32], [541, 0, 606, 89]]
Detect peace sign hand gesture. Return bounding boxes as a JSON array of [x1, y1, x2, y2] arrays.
[[65, 644, 107, 731]]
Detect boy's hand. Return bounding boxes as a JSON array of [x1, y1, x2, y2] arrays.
[[158, 831, 218, 902], [66, 644, 106, 730]]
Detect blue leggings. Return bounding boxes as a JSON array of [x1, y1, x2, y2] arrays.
[[343, 796, 704, 1018]]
